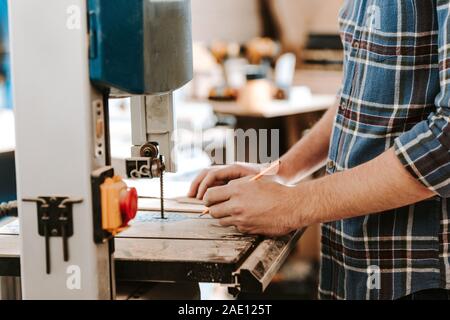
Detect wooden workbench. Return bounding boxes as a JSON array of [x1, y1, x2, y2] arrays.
[[208, 69, 342, 117], [210, 94, 336, 119], [205, 70, 342, 162]]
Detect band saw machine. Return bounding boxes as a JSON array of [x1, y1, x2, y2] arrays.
[[0, 0, 303, 300]]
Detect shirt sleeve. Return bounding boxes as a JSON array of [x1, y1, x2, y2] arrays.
[[394, 2, 450, 197]]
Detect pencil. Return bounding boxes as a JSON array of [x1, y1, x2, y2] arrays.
[[200, 160, 281, 217]]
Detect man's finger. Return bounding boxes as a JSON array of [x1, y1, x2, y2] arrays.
[[210, 165, 245, 182], [196, 166, 242, 200], [217, 216, 237, 227], [204, 184, 234, 207], [209, 201, 234, 219], [196, 171, 221, 200], [188, 169, 209, 198]]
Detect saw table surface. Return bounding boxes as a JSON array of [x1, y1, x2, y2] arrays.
[[0, 212, 260, 282], [115, 212, 260, 283], [0, 211, 302, 291]]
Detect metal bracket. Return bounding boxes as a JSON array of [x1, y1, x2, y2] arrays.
[[23, 196, 83, 274], [126, 142, 165, 179]]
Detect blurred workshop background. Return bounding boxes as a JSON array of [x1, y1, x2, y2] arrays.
[[0, 0, 343, 300]]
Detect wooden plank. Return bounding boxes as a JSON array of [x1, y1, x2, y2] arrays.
[[118, 212, 256, 241], [1, 214, 254, 241], [173, 196, 204, 205], [125, 178, 192, 199], [1, 214, 256, 242], [0, 218, 19, 235], [115, 238, 255, 263], [0, 235, 20, 258], [139, 198, 205, 214]]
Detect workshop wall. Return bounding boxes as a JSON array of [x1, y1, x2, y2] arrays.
[[191, 0, 343, 49], [273, 0, 343, 51], [191, 0, 261, 43]]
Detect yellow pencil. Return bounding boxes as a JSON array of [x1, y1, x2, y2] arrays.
[[200, 160, 281, 217]]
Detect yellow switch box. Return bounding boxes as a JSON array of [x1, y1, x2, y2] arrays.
[[100, 176, 127, 235]]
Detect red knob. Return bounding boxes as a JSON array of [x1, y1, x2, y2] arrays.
[[120, 187, 138, 226]]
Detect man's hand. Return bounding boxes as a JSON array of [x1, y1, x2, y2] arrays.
[[200, 149, 436, 238], [188, 163, 263, 200], [203, 177, 304, 237]]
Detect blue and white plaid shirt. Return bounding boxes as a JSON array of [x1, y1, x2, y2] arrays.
[[320, 0, 450, 300]]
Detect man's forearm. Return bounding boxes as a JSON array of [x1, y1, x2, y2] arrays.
[[294, 148, 436, 227], [278, 103, 338, 183]]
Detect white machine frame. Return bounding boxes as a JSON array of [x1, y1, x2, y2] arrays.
[[9, 0, 113, 299]]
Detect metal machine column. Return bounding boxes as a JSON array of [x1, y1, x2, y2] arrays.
[[9, 0, 112, 299], [8, 0, 193, 300], [130, 94, 177, 173]]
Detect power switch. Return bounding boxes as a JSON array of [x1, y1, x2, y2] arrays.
[[100, 176, 138, 235], [120, 187, 138, 226]]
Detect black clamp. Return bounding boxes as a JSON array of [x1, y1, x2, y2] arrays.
[[23, 196, 82, 274]]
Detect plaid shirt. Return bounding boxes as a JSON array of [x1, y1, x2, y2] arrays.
[[320, 0, 450, 300]]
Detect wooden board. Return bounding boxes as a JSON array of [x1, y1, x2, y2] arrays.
[[0, 218, 19, 235], [0, 235, 20, 258], [125, 178, 192, 199], [139, 198, 205, 214], [173, 197, 205, 205], [0, 213, 254, 241], [118, 212, 256, 241]]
